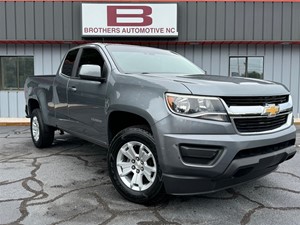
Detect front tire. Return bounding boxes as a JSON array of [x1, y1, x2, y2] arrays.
[[108, 127, 165, 204], [30, 109, 54, 148]]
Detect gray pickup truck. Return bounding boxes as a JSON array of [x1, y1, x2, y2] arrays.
[[25, 43, 296, 204]]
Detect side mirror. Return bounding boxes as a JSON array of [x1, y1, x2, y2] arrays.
[[79, 64, 104, 82]]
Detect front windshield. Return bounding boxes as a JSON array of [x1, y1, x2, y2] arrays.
[[106, 45, 205, 75]]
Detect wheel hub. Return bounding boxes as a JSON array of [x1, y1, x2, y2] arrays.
[[116, 141, 157, 191], [32, 116, 40, 142]]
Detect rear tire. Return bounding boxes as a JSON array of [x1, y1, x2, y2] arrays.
[[30, 109, 54, 148], [108, 126, 165, 205]]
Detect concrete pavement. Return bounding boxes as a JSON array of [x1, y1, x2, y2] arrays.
[[0, 126, 299, 225]]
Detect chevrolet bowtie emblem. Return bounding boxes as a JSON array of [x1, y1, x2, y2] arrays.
[[263, 104, 280, 117]]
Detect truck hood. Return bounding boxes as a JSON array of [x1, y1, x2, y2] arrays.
[[140, 74, 290, 97]]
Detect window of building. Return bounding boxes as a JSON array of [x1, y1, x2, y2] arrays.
[[0, 56, 34, 90], [229, 56, 264, 79], [61, 49, 79, 77]]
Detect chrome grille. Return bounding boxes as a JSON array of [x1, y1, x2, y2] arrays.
[[233, 114, 288, 133], [222, 95, 289, 106]]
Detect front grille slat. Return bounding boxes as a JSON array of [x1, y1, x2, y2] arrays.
[[234, 114, 288, 133], [223, 95, 289, 106], [234, 139, 295, 159], [222, 95, 290, 133], [236, 118, 287, 127]]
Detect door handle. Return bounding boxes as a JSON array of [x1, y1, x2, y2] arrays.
[[69, 86, 77, 92]]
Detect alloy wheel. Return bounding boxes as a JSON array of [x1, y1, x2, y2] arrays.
[[116, 141, 157, 191]]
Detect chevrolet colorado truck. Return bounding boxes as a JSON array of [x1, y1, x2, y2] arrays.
[[24, 43, 296, 204]]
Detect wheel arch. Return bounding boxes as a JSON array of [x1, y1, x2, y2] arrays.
[[107, 109, 154, 144], [28, 98, 40, 116], [27, 87, 54, 125]]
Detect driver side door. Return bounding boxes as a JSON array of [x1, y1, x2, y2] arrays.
[[67, 46, 110, 145]]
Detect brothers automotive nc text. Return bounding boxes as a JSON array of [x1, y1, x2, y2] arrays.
[[83, 27, 176, 34]]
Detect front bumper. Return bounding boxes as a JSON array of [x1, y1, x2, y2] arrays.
[[153, 117, 296, 195], [163, 145, 295, 195]]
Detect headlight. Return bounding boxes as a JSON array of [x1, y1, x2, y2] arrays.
[[166, 93, 229, 122]]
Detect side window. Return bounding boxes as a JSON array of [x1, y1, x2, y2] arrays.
[[77, 48, 105, 77], [61, 49, 79, 77]]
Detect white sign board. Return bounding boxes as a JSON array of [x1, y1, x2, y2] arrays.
[[82, 3, 178, 37]]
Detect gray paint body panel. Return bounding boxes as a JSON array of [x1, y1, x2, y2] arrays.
[[23, 43, 296, 195]]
